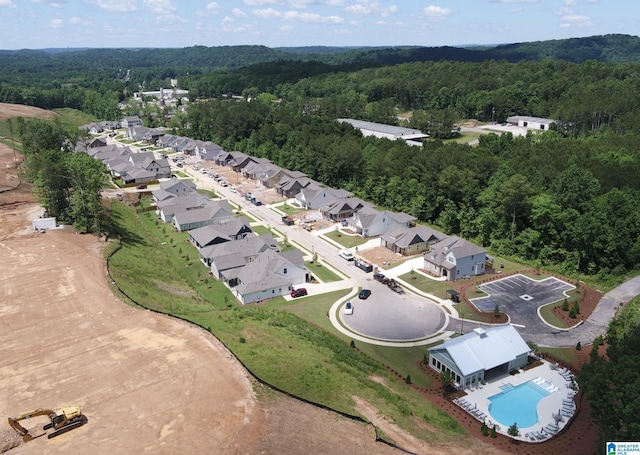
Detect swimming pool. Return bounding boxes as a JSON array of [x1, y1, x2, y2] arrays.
[[488, 381, 550, 428]]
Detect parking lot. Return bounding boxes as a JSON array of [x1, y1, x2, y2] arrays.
[[471, 274, 574, 325]]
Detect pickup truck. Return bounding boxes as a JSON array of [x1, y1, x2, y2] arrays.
[[282, 216, 295, 226]]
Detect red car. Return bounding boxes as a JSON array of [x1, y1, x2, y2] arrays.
[[290, 288, 308, 298]]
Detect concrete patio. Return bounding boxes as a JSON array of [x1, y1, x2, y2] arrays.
[[453, 359, 578, 442]]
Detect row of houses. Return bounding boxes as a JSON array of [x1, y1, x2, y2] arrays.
[[80, 116, 144, 134], [150, 179, 309, 304], [77, 139, 171, 185], [81, 124, 488, 281]]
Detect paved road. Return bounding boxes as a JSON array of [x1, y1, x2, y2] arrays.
[[129, 149, 640, 349]]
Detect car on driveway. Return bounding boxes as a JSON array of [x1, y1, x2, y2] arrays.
[[344, 301, 353, 315], [358, 289, 371, 299], [290, 288, 308, 298], [136, 184, 147, 190]]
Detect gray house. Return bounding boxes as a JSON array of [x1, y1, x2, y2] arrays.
[[152, 179, 197, 203], [121, 115, 143, 128], [200, 234, 280, 277], [381, 225, 446, 256], [348, 208, 415, 238], [188, 217, 252, 248], [157, 193, 209, 223], [230, 248, 309, 304], [423, 236, 487, 281], [172, 199, 235, 232], [428, 325, 530, 389]]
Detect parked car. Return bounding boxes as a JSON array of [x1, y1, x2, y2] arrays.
[[230, 186, 237, 193], [339, 249, 354, 261], [200, 168, 207, 174], [290, 288, 308, 298], [344, 301, 353, 315], [177, 163, 183, 168], [358, 289, 371, 299], [136, 184, 147, 190]]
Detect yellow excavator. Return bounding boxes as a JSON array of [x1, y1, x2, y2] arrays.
[[8, 405, 85, 442]]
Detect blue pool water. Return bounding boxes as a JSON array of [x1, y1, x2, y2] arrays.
[[488, 381, 550, 428]]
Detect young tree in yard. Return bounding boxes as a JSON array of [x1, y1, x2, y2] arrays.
[[507, 422, 520, 441], [439, 370, 454, 397]]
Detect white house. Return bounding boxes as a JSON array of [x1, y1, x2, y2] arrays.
[[428, 325, 531, 389]]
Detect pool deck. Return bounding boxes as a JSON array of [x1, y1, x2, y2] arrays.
[[453, 360, 578, 442]]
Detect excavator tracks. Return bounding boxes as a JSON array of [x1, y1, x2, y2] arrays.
[[47, 417, 85, 439]]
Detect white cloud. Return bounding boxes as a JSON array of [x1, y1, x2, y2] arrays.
[[50, 18, 64, 27], [345, 1, 398, 17], [92, 0, 137, 13], [244, 0, 281, 5], [252, 7, 282, 19], [143, 0, 176, 15], [423, 5, 453, 19], [197, 2, 221, 16], [560, 14, 593, 27], [0, 0, 16, 7], [232, 8, 246, 17], [283, 10, 344, 23], [68, 16, 88, 25], [485, 0, 538, 3], [279, 24, 293, 31]]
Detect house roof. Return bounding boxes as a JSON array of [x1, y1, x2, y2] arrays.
[[189, 218, 251, 246], [234, 249, 297, 295], [172, 200, 233, 226], [381, 225, 446, 248], [158, 179, 197, 193], [200, 234, 278, 264], [157, 193, 209, 214], [424, 236, 486, 268], [428, 325, 531, 376]]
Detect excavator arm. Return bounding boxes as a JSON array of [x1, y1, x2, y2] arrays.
[[8, 409, 55, 441], [8, 405, 83, 442]]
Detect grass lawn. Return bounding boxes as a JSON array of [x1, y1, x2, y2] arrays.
[[107, 201, 466, 443], [306, 261, 343, 282], [279, 203, 306, 216], [443, 131, 482, 145], [323, 229, 369, 248]]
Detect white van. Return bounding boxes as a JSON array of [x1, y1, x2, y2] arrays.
[[339, 249, 354, 261]]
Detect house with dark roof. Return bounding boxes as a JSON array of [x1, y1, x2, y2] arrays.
[[188, 217, 252, 248], [276, 173, 312, 198], [348, 208, 416, 238], [172, 199, 235, 231], [381, 225, 446, 256], [423, 236, 487, 280], [320, 197, 369, 222], [428, 325, 530, 388]]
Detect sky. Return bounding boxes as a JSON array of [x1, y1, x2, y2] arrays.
[[0, 0, 637, 50]]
